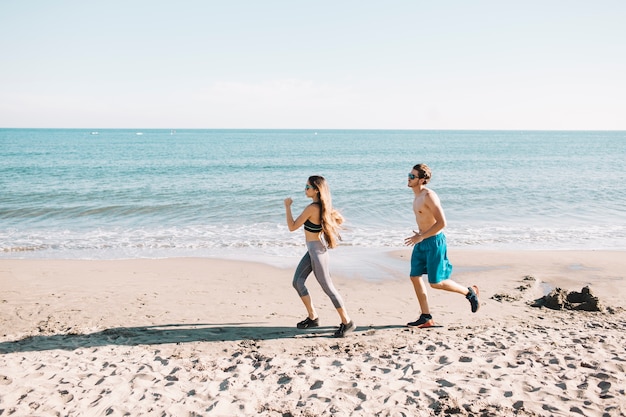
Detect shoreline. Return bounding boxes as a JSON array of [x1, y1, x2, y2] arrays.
[[1, 250, 625, 416], [3, 245, 625, 278]]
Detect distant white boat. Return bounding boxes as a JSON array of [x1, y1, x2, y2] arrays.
[[136, 132, 143, 136], [90, 131, 99, 135]]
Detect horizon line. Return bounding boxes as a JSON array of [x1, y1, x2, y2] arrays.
[[2, 127, 625, 132]]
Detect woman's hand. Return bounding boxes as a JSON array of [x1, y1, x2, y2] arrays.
[[284, 197, 293, 207]]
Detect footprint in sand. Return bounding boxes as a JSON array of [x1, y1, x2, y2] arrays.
[[59, 389, 74, 403], [438, 356, 452, 365], [491, 275, 537, 302], [0, 375, 12, 385], [219, 379, 230, 391], [436, 379, 455, 388], [277, 375, 292, 385], [310, 380, 323, 390]]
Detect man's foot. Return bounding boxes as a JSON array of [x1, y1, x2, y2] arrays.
[[466, 285, 480, 313], [333, 321, 356, 338], [297, 317, 319, 329], [407, 314, 434, 328]]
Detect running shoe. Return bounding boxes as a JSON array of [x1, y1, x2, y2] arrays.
[[407, 314, 435, 328], [467, 285, 480, 313], [297, 317, 319, 329], [333, 320, 356, 337]]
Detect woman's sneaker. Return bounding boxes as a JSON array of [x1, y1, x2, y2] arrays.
[[297, 317, 319, 329], [407, 314, 434, 328], [334, 321, 356, 337]]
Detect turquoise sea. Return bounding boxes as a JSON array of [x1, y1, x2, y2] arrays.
[[1, 129, 625, 276]]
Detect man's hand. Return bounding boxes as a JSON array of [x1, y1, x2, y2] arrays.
[[404, 231, 422, 246]]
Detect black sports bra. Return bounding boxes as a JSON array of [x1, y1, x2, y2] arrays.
[[304, 219, 322, 233], [304, 202, 322, 232]]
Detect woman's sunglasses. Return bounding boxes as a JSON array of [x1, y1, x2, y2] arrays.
[[408, 173, 418, 180]]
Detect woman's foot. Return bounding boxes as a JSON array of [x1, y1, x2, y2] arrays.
[[333, 320, 356, 337], [297, 317, 319, 329]]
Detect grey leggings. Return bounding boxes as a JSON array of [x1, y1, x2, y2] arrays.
[[293, 240, 345, 309]]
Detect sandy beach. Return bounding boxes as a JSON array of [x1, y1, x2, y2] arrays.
[[1, 250, 625, 416]]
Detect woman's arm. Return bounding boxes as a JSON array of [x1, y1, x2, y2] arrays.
[[284, 198, 316, 232]]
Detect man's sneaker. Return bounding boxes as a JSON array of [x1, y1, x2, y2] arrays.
[[297, 317, 319, 329], [407, 314, 435, 328], [334, 320, 356, 338], [466, 285, 480, 313]]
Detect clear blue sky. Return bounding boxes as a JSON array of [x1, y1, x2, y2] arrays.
[[1, 1, 625, 130]]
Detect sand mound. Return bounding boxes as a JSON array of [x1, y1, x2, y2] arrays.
[[533, 286, 604, 312]]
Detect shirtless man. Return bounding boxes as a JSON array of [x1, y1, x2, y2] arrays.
[[404, 163, 480, 328]]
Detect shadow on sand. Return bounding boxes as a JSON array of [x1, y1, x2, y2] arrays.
[[0, 323, 407, 354]]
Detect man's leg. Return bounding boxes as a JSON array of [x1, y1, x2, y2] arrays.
[[430, 279, 468, 295], [408, 275, 435, 328], [411, 275, 430, 314], [431, 280, 480, 313]]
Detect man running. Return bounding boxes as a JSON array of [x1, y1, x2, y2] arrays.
[[404, 163, 480, 328]]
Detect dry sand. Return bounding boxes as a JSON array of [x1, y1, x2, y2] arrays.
[[1, 250, 625, 416]]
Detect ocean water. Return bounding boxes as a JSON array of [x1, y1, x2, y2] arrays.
[[1, 129, 625, 276]]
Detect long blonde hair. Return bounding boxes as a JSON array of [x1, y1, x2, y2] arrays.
[[309, 175, 343, 249]]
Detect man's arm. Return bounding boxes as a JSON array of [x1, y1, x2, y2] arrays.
[[419, 190, 447, 239], [405, 190, 448, 245]]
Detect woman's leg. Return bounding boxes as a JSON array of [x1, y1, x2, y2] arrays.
[[293, 251, 317, 319], [308, 242, 351, 324]]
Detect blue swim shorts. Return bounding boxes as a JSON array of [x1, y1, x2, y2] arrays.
[[410, 233, 453, 284]]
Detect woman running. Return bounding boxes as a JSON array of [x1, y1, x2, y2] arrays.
[[284, 175, 356, 338]]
